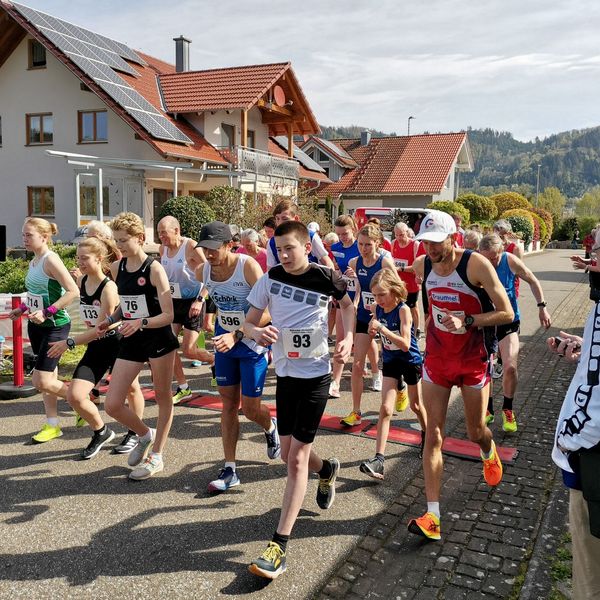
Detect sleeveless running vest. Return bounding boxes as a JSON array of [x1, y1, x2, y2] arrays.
[[116, 257, 162, 319], [356, 254, 383, 323], [79, 275, 109, 328], [495, 253, 520, 323], [375, 303, 422, 364], [25, 251, 70, 327], [424, 250, 496, 360], [160, 239, 201, 300], [330, 240, 359, 299], [392, 239, 420, 293]]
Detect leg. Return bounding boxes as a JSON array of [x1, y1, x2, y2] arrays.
[[408, 381, 427, 432], [499, 332, 519, 401], [330, 309, 347, 388], [350, 332, 371, 414], [126, 376, 145, 419], [182, 327, 213, 364], [462, 383, 493, 454], [219, 384, 242, 463], [410, 304, 420, 334], [375, 377, 397, 456], [67, 379, 104, 431], [147, 350, 176, 454], [241, 395, 272, 431], [367, 338, 380, 378], [32, 368, 68, 401], [171, 323, 187, 387]]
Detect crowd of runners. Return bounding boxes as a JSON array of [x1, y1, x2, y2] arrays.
[[10, 201, 557, 580]]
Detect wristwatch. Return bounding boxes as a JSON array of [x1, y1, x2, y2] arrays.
[[140, 318, 149, 330], [233, 329, 244, 343], [537, 301, 547, 308], [463, 315, 475, 329], [66, 337, 76, 350]]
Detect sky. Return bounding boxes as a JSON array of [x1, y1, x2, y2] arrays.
[[16, 0, 600, 141]]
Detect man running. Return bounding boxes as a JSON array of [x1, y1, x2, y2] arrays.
[[196, 221, 280, 492], [407, 210, 514, 541], [157, 216, 213, 404], [478, 234, 551, 431], [244, 220, 354, 579]]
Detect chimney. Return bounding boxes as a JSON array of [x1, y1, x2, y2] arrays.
[[360, 130, 371, 146], [173, 35, 191, 72]]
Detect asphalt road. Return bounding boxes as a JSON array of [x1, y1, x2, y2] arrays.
[[0, 249, 586, 599]]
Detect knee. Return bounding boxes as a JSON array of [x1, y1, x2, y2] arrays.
[[352, 357, 365, 372], [380, 403, 393, 420], [504, 362, 518, 379], [66, 391, 81, 410], [104, 397, 121, 419], [426, 427, 444, 449], [286, 454, 304, 476], [181, 343, 195, 360]]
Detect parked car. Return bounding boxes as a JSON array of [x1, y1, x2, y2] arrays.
[[352, 207, 432, 234]]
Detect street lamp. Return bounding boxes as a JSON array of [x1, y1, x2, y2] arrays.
[[535, 164, 541, 206], [407, 116, 415, 136]]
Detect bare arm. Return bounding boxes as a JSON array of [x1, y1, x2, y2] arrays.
[[334, 294, 355, 363], [243, 305, 279, 347], [44, 254, 80, 309], [507, 254, 551, 328], [369, 304, 412, 352], [186, 239, 206, 271]]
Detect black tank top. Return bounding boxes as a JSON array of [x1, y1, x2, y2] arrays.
[[80, 275, 109, 305], [116, 257, 162, 319]]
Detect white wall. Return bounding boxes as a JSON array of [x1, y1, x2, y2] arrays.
[[0, 37, 161, 246], [202, 107, 269, 151]]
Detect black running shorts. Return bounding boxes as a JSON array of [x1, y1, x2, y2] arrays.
[[117, 325, 179, 363], [73, 330, 121, 384], [172, 298, 202, 331], [28, 321, 70, 373]]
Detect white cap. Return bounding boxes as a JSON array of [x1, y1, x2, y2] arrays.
[[307, 221, 320, 233], [416, 210, 457, 242]]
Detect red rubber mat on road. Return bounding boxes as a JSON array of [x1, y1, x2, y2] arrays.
[[319, 414, 374, 435]]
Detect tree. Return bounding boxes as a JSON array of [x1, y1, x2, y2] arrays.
[[324, 196, 333, 221], [537, 187, 566, 226], [157, 196, 216, 239], [338, 199, 345, 215], [456, 193, 497, 222], [204, 186, 245, 224], [575, 186, 600, 218], [489, 192, 530, 215]]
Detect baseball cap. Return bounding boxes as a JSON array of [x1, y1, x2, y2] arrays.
[[196, 221, 232, 249], [416, 210, 457, 242]]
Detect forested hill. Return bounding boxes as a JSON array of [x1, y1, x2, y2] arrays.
[[319, 125, 600, 198]]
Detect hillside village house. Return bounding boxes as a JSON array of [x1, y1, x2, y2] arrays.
[[302, 131, 473, 216], [0, 2, 326, 246]]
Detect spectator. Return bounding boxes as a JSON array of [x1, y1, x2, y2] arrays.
[[262, 217, 276, 240], [237, 228, 268, 273]]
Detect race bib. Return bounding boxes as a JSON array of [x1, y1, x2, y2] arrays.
[[282, 327, 328, 359], [394, 258, 408, 270], [361, 291, 375, 309], [79, 303, 100, 326], [169, 282, 182, 299], [120, 294, 150, 319], [26, 292, 44, 312], [432, 305, 466, 334], [343, 276, 357, 292], [218, 310, 245, 332], [381, 329, 401, 351]]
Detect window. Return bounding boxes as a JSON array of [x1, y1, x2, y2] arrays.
[[28, 39, 46, 69], [26, 113, 53, 145], [78, 110, 108, 143], [80, 185, 109, 215], [246, 129, 255, 149], [221, 123, 235, 148], [28, 187, 54, 216]]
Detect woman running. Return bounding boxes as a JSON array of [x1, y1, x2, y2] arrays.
[[98, 212, 178, 480], [9, 218, 78, 443], [360, 269, 427, 479], [47, 236, 125, 458], [340, 223, 395, 427]]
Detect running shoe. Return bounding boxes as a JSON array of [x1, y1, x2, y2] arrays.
[[127, 429, 155, 467], [492, 362, 503, 379], [328, 380, 341, 399], [485, 410, 495, 425], [502, 409, 518, 433], [248, 541, 286, 579], [371, 372, 382, 392], [359, 457, 384, 480], [74, 412, 86, 428], [129, 454, 164, 480], [190, 360, 202, 367], [113, 431, 139, 454], [416, 328, 422, 339], [328, 336, 335, 345], [316, 457, 340, 509], [32, 423, 62, 444], [340, 411, 362, 427], [172, 386, 192, 405], [265, 417, 281, 459], [81, 427, 115, 460], [482, 440, 503, 487], [208, 466, 240, 492], [408, 511, 441, 541], [90, 388, 101, 404], [395, 387, 409, 412], [210, 377, 218, 387]]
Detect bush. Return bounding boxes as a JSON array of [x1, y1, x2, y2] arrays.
[[530, 207, 554, 238], [204, 186, 245, 225], [490, 192, 530, 215], [501, 209, 534, 245], [157, 195, 216, 240], [577, 217, 599, 239], [427, 200, 470, 226], [555, 217, 579, 241], [456, 193, 497, 222], [530, 212, 549, 246]]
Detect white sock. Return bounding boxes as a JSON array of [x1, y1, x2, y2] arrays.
[[178, 383, 189, 391], [149, 451, 162, 460], [47, 417, 59, 426], [427, 502, 440, 518], [225, 461, 236, 471], [141, 428, 153, 442], [265, 419, 275, 434]]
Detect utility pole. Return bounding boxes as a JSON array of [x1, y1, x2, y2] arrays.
[[535, 164, 541, 206]]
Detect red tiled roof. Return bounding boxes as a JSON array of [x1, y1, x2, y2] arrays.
[[315, 133, 468, 197], [158, 63, 290, 112], [267, 139, 331, 183]]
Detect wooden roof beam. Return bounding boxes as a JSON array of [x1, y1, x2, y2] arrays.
[[257, 98, 293, 117]]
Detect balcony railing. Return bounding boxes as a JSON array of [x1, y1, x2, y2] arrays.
[[218, 146, 299, 181]]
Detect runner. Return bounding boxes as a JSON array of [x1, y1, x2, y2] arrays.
[[493, 219, 524, 259], [340, 224, 396, 426], [478, 234, 551, 432], [359, 269, 427, 479], [244, 220, 354, 579], [157, 216, 212, 405], [407, 210, 514, 541], [98, 212, 179, 480], [266, 199, 334, 269], [47, 236, 125, 458], [9, 218, 78, 443], [196, 221, 280, 493]]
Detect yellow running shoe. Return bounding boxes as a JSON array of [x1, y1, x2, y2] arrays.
[[172, 386, 192, 405], [482, 440, 503, 486], [485, 410, 494, 425], [395, 387, 409, 412], [248, 541, 286, 579], [32, 423, 63, 444], [502, 409, 518, 433], [340, 411, 362, 427], [408, 511, 441, 541], [74, 412, 86, 428]]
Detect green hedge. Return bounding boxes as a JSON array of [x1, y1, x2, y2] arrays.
[[457, 193, 498, 222], [427, 200, 470, 226], [157, 196, 216, 240]]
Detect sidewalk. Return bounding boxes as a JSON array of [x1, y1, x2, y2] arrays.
[[317, 278, 590, 600]]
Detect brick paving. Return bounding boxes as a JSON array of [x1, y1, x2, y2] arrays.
[[317, 279, 590, 600]]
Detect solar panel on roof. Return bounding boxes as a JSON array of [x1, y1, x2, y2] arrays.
[[11, 2, 192, 145], [272, 136, 326, 173]]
